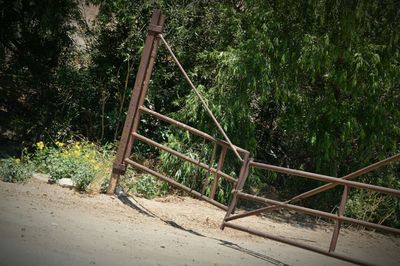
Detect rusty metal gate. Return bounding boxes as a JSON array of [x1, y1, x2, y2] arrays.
[[107, 10, 400, 266]]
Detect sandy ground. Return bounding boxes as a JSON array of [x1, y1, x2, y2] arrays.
[[0, 178, 399, 266]]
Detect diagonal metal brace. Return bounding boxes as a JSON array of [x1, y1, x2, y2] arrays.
[[112, 163, 127, 175]]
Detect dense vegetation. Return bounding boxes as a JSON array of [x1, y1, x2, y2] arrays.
[[1, 1, 399, 227]]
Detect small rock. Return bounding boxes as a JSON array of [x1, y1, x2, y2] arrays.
[[57, 178, 75, 188], [32, 173, 51, 183], [160, 245, 165, 248]]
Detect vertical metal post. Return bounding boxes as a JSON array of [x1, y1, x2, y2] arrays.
[[123, 16, 165, 160], [221, 152, 250, 229], [107, 10, 165, 194], [201, 142, 218, 195], [329, 185, 350, 252], [209, 146, 227, 199]]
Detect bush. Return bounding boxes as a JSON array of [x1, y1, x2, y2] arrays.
[[31, 140, 112, 191], [0, 158, 32, 183], [346, 190, 400, 228], [128, 174, 167, 199]]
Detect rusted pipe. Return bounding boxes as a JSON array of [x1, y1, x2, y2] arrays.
[[250, 161, 400, 197], [125, 158, 228, 210], [236, 191, 400, 235], [329, 185, 350, 252], [139, 106, 248, 154], [209, 146, 227, 199], [223, 222, 375, 266], [289, 154, 400, 203], [133, 132, 237, 183], [159, 34, 243, 162]]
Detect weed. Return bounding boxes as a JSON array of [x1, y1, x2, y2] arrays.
[[0, 158, 32, 183], [31, 140, 112, 191]]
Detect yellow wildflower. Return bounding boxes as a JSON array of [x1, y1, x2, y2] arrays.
[[36, 141, 45, 150], [55, 141, 64, 147], [15, 158, 21, 164]]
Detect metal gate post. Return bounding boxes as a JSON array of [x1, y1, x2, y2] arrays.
[[107, 10, 165, 194], [221, 152, 250, 229], [209, 146, 227, 199], [329, 185, 350, 252]]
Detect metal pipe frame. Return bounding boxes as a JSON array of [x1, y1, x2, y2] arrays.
[[201, 142, 218, 195], [329, 185, 349, 252], [109, 10, 400, 266], [250, 161, 400, 197], [124, 158, 228, 211], [107, 10, 165, 194], [222, 222, 375, 266], [288, 153, 400, 203], [159, 34, 243, 162], [234, 191, 400, 235], [132, 132, 237, 183], [221, 153, 251, 230], [228, 154, 400, 222], [224, 156, 400, 263], [209, 146, 227, 199], [139, 106, 248, 154]]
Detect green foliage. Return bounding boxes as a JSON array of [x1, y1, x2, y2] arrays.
[[0, 158, 32, 183], [132, 174, 168, 199], [0, 0, 81, 140], [346, 190, 400, 228], [31, 140, 112, 191], [1, 0, 399, 227]]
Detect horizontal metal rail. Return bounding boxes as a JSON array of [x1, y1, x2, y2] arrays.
[[250, 161, 400, 197], [132, 132, 237, 183], [124, 158, 228, 211], [224, 205, 281, 222], [233, 154, 400, 222], [234, 191, 400, 235], [289, 153, 400, 202], [222, 222, 375, 266], [139, 106, 248, 154]]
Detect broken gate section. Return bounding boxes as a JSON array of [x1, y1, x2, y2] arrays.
[[108, 9, 400, 266], [222, 155, 400, 266]]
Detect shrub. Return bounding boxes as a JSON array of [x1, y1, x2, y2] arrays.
[[130, 174, 169, 199], [32, 140, 112, 191], [0, 158, 32, 183], [346, 190, 400, 228]]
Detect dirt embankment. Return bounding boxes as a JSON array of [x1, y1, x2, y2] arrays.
[[0, 178, 399, 266]]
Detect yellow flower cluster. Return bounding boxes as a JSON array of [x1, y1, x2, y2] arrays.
[[55, 141, 64, 147], [36, 141, 45, 150], [57, 141, 101, 170]]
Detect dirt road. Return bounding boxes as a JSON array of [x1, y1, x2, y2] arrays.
[[0, 179, 399, 265]]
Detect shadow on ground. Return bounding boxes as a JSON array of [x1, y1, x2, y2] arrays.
[[117, 193, 289, 265]]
